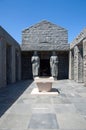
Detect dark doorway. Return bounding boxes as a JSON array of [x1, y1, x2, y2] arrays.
[[21, 52, 33, 79], [40, 59, 51, 76]]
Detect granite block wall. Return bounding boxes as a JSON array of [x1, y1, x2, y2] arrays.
[[0, 26, 21, 88], [21, 21, 69, 51], [70, 28, 86, 86], [83, 39, 86, 86]]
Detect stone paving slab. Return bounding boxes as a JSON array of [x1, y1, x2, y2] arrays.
[[54, 103, 77, 113], [0, 114, 30, 129], [28, 113, 58, 129], [57, 113, 86, 130], [0, 80, 86, 130]]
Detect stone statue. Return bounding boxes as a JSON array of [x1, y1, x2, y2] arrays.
[[50, 51, 58, 79], [31, 51, 40, 78]]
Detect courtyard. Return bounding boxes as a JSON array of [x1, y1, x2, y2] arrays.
[[0, 79, 86, 130]]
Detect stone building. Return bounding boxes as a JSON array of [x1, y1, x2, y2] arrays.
[[69, 28, 86, 86], [0, 20, 86, 88], [0, 26, 21, 88], [21, 21, 69, 79]]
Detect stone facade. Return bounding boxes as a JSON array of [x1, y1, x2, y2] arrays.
[[69, 28, 86, 86], [83, 39, 86, 86], [21, 21, 69, 80], [0, 26, 21, 88], [0, 20, 86, 88], [21, 20, 69, 51]]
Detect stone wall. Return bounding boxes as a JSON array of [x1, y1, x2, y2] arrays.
[[83, 39, 86, 86], [21, 20, 69, 51], [0, 26, 21, 88], [69, 28, 86, 86]]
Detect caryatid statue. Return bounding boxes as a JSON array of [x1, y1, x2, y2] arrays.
[[31, 51, 40, 78], [50, 51, 58, 79]]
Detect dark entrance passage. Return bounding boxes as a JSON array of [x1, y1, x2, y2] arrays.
[[21, 52, 33, 79], [40, 59, 51, 76]]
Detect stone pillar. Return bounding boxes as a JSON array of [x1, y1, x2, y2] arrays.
[[78, 45, 83, 83], [15, 50, 21, 81], [11, 45, 16, 83], [74, 45, 79, 82], [83, 39, 86, 86], [18, 51, 21, 80], [0, 40, 6, 87], [69, 50, 74, 79], [0, 41, 3, 87], [2, 41, 6, 86], [69, 50, 72, 79]]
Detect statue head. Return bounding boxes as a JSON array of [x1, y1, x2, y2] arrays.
[[52, 51, 56, 56], [33, 51, 38, 56]]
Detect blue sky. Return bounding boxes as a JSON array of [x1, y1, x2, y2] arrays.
[[0, 0, 86, 44]]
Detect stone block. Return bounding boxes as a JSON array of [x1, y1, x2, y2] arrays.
[[28, 113, 59, 129], [34, 77, 54, 92]]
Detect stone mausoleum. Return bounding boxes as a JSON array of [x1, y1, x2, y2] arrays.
[[0, 20, 86, 88]]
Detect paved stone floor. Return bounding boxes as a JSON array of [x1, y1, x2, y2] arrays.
[[0, 80, 86, 130]]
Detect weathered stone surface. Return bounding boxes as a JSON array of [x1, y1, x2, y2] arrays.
[[21, 43, 70, 51], [70, 28, 86, 85], [50, 52, 58, 79], [78, 45, 83, 82], [74, 46, 79, 82], [28, 113, 58, 129], [0, 26, 21, 87], [74, 45, 83, 82], [31, 52, 40, 77], [70, 28, 86, 49], [69, 50, 74, 79], [0, 80, 86, 130], [21, 20, 69, 51], [83, 39, 86, 86]]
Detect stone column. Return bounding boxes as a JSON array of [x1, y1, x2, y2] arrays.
[[0, 41, 3, 87], [11, 45, 16, 83], [78, 45, 83, 83], [18, 51, 21, 80], [74, 45, 79, 82], [69, 50, 74, 80], [0, 40, 6, 87], [16, 50, 21, 81], [83, 39, 86, 86]]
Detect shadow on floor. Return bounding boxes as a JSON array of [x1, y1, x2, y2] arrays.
[[50, 88, 60, 93], [0, 80, 33, 117]]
